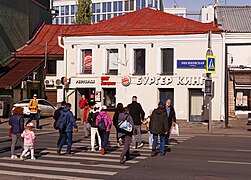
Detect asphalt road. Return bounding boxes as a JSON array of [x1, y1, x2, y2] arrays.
[[0, 118, 251, 180]]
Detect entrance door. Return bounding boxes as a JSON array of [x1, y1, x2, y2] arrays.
[[103, 88, 116, 108], [189, 89, 204, 122], [159, 88, 174, 105]]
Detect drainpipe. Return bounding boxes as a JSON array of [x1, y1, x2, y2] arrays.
[[220, 32, 226, 121]]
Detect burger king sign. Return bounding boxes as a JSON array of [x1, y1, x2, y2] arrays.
[[122, 76, 131, 87]]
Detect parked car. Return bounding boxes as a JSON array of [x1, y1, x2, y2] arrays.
[[12, 99, 56, 117]]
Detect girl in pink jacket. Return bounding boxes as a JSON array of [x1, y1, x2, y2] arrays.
[[20, 122, 36, 160]]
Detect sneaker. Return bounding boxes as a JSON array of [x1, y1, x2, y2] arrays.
[[98, 147, 101, 151], [57, 147, 61, 155], [91, 148, 96, 152], [10, 155, 18, 159], [138, 143, 144, 148], [31, 157, 36, 160], [101, 148, 105, 155], [160, 152, 166, 156], [130, 145, 136, 149], [120, 156, 125, 164], [24, 151, 30, 157], [118, 139, 123, 146], [149, 146, 152, 150], [151, 151, 157, 157]]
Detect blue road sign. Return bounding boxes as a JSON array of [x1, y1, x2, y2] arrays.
[[206, 56, 216, 74]]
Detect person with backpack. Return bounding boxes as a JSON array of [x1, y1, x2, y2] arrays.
[[112, 103, 124, 146], [57, 103, 78, 156], [118, 106, 134, 164], [9, 107, 24, 159], [87, 102, 101, 152], [96, 106, 112, 155], [53, 101, 66, 148]]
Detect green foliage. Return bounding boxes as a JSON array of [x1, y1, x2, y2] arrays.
[[76, 0, 92, 24]]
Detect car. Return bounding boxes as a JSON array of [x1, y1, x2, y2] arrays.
[[13, 99, 56, 117]]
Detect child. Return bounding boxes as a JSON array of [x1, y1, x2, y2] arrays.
[[20, 122, 36, 160], [142, 110, 153, 149]]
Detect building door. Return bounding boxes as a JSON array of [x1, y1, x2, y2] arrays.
[[159, 88, 174, 106], [189, 89, 204, 122]]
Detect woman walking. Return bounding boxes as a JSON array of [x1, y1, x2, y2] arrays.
[[96, 106, 112, 155], [112, 103, 124, 146], [9, 107, 24, 159], [118, 107, 134, 164]]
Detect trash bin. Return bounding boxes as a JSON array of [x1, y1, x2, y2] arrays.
[[247, 113, 251, 125]]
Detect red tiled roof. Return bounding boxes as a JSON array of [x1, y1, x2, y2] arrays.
[[14, 24, 90, 56], [0, 58, 44, 89], [63, 8, 221, 37]]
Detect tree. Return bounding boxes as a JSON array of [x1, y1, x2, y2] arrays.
[[76, 0, 92, 24]]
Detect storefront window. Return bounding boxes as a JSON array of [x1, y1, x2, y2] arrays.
[[82, 49, 92, 74], [235, 90, 251, 111], [161, 48, 174, 74], [103, 88, 116, 108], [134, 49, 145, 75], [107, 49, 118, 74]]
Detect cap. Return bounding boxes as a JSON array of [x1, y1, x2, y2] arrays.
[[101, 105, 107, 110], [33, 94, 37, 97], [158, 101, 165, 106], [26, 122, 34, 127]]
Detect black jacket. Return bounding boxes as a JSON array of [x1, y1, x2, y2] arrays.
[[53, 107, 64, 129], [149, 107, 169, 135], [87, 110, 99, 128], [112, 110, 120, 127], [166, 105, 176, 128], [128, 101, 145, 125]]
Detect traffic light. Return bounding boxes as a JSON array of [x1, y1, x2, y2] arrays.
[[205, 79, 212, 96]]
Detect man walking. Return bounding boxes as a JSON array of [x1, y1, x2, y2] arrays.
[[57, 103, 78, 155], [165, 99, 176, 145], [150, 102, 169, 157], [128, 96, 145, 148], [27, 94, 41, 130], [53, 101, 66, 148]]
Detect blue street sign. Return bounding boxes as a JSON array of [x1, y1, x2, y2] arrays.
[[206, 56, 216, 74], [177, 60, 206, 69]]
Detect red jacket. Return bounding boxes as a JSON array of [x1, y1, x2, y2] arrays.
[[79, 99, 88, 122]]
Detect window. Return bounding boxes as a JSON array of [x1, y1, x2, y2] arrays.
[[148, 0, 153, 7], [96, 3, 101, 13], [46, 61, 56, 75], [71, 16, 75, 24], [114, 13, 118, 17], [124, 0, 129, 11], [61, 17, 64, 24], [103, 88, 116, 108], [113, 1, 118, 12], [107, 2, 112, 12], [118, 1, 123, 11], [102, 2, 107, 12], [92, 3, 96, 13], [65, 17, 69, 24], [92, 15, 95, 23], [71, 5, 75, 15], [107, 14, 111, 19], [102, 14, 106, 20], [155, 0, 158, 8], [97, 14, 100, 22], [161, 48, 174, 74], [82, 49, 92, 74], [55, 17, 59, 24], [107, 49, 118, 74], [136, 0, 141, 10], [134, 49, 145, 74], [142, 0, 146, 8], [130, 0, 134, 10], [61, 6, 65, 15], [65, 5, 69, 15]]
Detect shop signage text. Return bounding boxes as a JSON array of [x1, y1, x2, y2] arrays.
[[76, 80, 95, 84], [177, 60, 206, 69], [177, 77, 204, 85]]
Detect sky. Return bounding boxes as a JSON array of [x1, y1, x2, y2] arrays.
[[164, 0, 251, 11]]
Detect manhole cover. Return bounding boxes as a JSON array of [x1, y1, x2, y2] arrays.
[[194, 176, 228, 180]]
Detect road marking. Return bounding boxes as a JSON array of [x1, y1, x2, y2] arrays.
[[42, 150, 147, 159], [208, 160, 251, 165], [43, 154, 139, 164], [236, 149, 251, 152], [0, 157, 129, 169], [0, 162, 117, 176], [0, 170, 100, 180], [0, 136, 9, 139]]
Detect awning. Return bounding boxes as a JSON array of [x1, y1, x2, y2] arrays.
[[234, 70, 251, 85], [0, 58, 44, 89]]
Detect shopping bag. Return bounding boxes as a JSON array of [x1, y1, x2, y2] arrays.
[[118, 120, 133, 132], [171, 124, 179, 136]]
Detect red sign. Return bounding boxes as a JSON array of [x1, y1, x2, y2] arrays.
[[101, 76, 116, 85], [84, 53, 92, 70]]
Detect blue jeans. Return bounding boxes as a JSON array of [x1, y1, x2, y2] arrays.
[[101, 131, 110, 148], [152, 134, 165, 154], [27, 113, 39, 129], [59, 132, 73, 154]]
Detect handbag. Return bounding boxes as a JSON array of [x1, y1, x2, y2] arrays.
[[171, 123, 179, 136], [118, 115, 133, 132]]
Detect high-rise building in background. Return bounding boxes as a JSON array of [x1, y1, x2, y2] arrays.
[[52, 0, 166, 24]]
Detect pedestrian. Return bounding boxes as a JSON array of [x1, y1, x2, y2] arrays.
[[142, 110, 153, 149], [112, 103, 124, 146], [87, 102, 101, 152], [20, 122, 36, 160], [150, 102, 169, 157], [53, 101, 66, 148], [118, 107, 134, 164], [57, 103, 78, 156], [26, 94, 41, 130], [79, 94, 89, 138], [9, 107, 24, 159], [128, 96, 145, 148], [165, 99, 176, 145], [96, 106, 112, 155]]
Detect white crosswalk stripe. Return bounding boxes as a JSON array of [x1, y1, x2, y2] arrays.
[[0, 130, 194, 179]]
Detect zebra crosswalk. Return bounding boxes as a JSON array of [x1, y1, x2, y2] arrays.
[[0, 131, 194, 180]]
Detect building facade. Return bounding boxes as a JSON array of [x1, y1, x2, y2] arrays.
[[57, 8, 224, 121]]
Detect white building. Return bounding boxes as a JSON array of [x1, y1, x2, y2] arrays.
[[57, 8, 224, 121], [164, 7, 186, 18], [201, 5, 214, 23]]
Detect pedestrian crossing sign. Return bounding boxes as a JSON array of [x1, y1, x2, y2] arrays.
[[206, 55, 216, 74]]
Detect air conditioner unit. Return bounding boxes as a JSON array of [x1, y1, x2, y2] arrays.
[[44, 79, 54, 86], [55, 79, 61, 86], [44, 79, 50, 85]]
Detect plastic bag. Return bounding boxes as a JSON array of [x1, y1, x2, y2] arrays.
[[171, 124, 179, 136]]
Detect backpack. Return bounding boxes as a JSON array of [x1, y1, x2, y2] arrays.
[[98, 117, 106, 132], [56, 111, 68, 131]]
